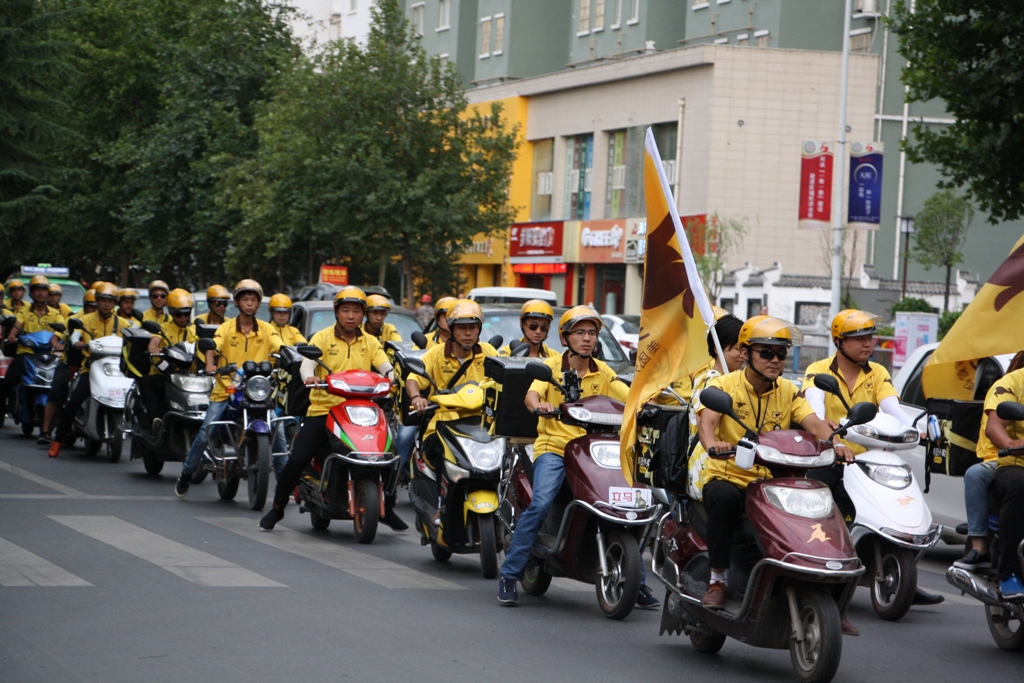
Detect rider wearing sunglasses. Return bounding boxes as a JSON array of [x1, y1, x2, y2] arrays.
[[195, 284, 231, 326], [695, 315, 849, 613], [142, 280, 172, 324], [498, 300, 560, 359]]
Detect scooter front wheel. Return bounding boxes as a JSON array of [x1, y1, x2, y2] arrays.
[[353, 478, 379, 544], [870, 542, 916, 621], [596, 527, 642, 620], [106, 412, 123, 463], [986, 603, 1024, 652], [476, 512, 498, 579], [521, 557, 552, 596], [789, 590, 842, 683]]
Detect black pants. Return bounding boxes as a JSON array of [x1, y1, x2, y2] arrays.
[[137, 374, 166, 424], [272, 415, 329, 509], [0, 355, 27, 406], [49, 363, 74, 409], [54, 372, 91, 445], [807, 462, 857, 524], [994, 465, 1024, 581], [422, 433, 444, 476], [704, 479, 746, 570]]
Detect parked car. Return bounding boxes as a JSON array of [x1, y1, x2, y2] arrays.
[[290, 300, 422, 341], [293, 283, 395, 304], [602, 313, 640, 353], [467, 286, 557, 307], [892, 343, 1013, 543]]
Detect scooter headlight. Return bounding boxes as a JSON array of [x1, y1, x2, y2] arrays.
[[858, 462, 912, 490], [345, 405, 379, 427], [170, 374, 215, 393], [590, 442, 622, 469], [755, 444, 836, 468], [566, 405, 622, 426], [244, 376, 272, 402], [763, 484, 834, 519], [454, 436, 504, 471], [101, 363, 124, 378]]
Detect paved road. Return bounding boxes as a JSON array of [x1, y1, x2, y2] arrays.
[[1, 424, 1021, 682]]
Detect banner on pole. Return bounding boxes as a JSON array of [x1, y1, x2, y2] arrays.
[[798, 141, 833, 230], [847, 141, 884, 230]]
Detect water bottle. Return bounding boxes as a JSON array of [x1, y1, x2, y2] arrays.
[[927, 414, 942, 442]]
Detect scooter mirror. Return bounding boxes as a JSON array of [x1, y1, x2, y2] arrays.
[[487, 334, 503, 349], [141, 321, 163, 334], [411, 331, 429, 350], [403, 357, 427, 378], [698, 386, 734, 415], [508, 339, 527, 356], [195, 323, 218, 340], [197, 338, 217, 353], [629, 349, 637, 364], [296, 344, 323, 360], [812, 374, 842, 396], [996, 401, 1024, 422], [616, 372, 634, 387], [67, 317, 84, 331], [1, 315, 16, 328], [49, 322, 66, 333], [131, 310, 144, 322], [524, 362, 553, 383], [846, 401, 878, 426]]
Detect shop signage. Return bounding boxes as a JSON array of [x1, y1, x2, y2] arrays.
[[798, 141, 833, 230], [318, 265, 349, 286], [509, 221, 564, 263], [564, 219, 626, 263], [847, 141, 884, 230], [512, 263, 567, 274], [624, 218, 647, 264]]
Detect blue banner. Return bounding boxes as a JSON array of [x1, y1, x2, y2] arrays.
[[847, 141, 883, 230]]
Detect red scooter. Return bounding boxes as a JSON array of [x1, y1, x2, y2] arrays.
[[651, 387, 875, 683], [497, 362, 662, 620]]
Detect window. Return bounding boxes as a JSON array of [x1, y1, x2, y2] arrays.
[[531, 139, 554, 219], [565, 135, 594, 220], [330, 13, 341, 40], [578, 0, 591, 34], [493, 14, 505, 55], [438, 0, 450, 30], [479, 16, 491, 57], [611, 0, 622, 28], [349, 0, 357, 12], [755, 29, 770, 48], [849, 28, 872, 52], [607, 130, 628, 217], [439, 53, 449, 68], [537, 172, 554, 196], [594, 0, 605, 31], [411, 3, 424, 35], [737, 33, 748, 46], [629, 0, 640, 24]]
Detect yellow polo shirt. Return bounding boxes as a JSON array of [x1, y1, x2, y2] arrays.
[[14, 305, 65, 355], [497, 340, 560, 359], [362, 321, 402, 344], [528, 352, 629, 458], [698, 370, 815, 489], [305, 326, 390, 417], [975, 369, 1024, 468], [423, 329, 448, 350], [77, 312, 124, 365], [195, 312, 227, 326], [410, 339, 498, 438], [143, 308, 170, 324], [272, 322, 307, 347], [209, 318, 283, 402]]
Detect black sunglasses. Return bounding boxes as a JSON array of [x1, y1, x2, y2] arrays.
[[525, 322, 550, 332], [756, 348, 787, 361]]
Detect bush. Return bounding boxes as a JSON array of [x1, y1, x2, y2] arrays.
[[938, 309, 962, 339], [890, 297, 934, 317]]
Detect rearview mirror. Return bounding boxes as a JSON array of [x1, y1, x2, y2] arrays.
[[996, 401, 1024, 422], [411, 331, 428, 350], [49, 322, 66, 333], [525, 362, 553, 383], [508, 339, 527, 356], [846, 401, 878, 427], [812, 374, 842, 396], [141, 321, 162, 334], [67, 318, 84, 331], [131, 310, 143, 322], [195, 323, 218, 340], [487, 334, 503, 349], [296, 344, 322, 360], [197, 338, 216, 353], [403, 357, 427, 378], [698, 387, 734, 416]]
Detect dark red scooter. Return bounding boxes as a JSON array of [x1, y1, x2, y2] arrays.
[[497, 362, 662, 620], [651, 387, 876, 683]]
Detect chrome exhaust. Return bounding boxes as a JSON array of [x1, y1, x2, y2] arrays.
[[946, 566, 1006, 607]]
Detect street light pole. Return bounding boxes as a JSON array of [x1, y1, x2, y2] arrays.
[[830, 0, 854, 319], [899, 215, 915, 299]]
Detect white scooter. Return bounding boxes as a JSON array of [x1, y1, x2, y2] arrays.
[[813, 375, 942, 621], [71, 334, 135, 462]]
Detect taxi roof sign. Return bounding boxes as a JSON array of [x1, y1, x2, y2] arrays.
[[21, 265, 70, 278]]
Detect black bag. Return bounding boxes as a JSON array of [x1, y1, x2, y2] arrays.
[[633, 403, 689, 492], [924, 398, 983, 477]]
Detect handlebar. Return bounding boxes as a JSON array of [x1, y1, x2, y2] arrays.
[[707, 447, 737, 459], [408, 403, 438, 416], [998, 447, 1024, 456], [532, 408, 562, 418]]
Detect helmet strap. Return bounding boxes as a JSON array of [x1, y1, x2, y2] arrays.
[[743, 345, 778, 387]]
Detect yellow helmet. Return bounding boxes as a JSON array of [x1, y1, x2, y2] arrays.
[[333, 286, 367, 309], [520, 299, 554, 322], [366, 294, 391, 312], [738, 315, 803, 348], [831, 309, 883, 341], [148, 279, 170, 295], [559, 305, 603, 338], [233, 279, 263, 301], [29, 275, 50, 291], [95, 282, 119, 300], [118, 288, 138, 301], [206, 284, 230, 302], [434, 296, 457, 319], [83, 289, 97, 304], [447, 300, 484, 327], [712, 305, 730, 321], [167, 288, 194, 315], [7, 278, 24, 291], [268, 293, 293, 311], [49, 283, 63, 294]]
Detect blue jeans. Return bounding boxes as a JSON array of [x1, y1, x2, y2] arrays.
[[965, 460, 997, 538], [395, 424, 417, 470], [500, 452, 565, 581], [182, 400, 229, 475], [271, 408, 292, 477]]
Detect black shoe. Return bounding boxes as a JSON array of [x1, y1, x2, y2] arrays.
[[912, 587, 945, 606], [259, 506, 284, 531], [636, 584, 661, 609], [174, 473, 190, 498], [952, 548, 992, 571], [498, 576, 518, 605], [37, 431, 52, 445], [382, 508, 409, 532]]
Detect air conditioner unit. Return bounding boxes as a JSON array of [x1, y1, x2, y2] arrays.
[[855, 0, 878, 15]]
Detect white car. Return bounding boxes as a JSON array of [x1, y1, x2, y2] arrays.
[[602, 314, 640, 354], [467, 286, 557, 307], [892, 343, 1012, 543]]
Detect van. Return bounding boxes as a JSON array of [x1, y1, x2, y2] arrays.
[[467, 286, 557, 307]]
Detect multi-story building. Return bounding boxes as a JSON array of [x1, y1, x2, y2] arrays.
[[289, 0, 378, 47]]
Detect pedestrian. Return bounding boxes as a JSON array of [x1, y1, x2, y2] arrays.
[[414, 294, 433, 329]]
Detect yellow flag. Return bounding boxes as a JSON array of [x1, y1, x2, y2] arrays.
[[922, 233, 1024, 399], [620, 129, 716, 485]]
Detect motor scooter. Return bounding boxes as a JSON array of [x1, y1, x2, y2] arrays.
[[497, 361, 662, 619], [69, 328, 134, 462], [403, 356, 505, 577], [651, 387, 875, 683], [294, 345, 399, 543], [2, 324, 65, 437], [946, 400, 1024, 652], [121, 322, 215, 477], [812, 374, 941, 621]]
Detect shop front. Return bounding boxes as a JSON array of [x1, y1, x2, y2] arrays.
[[563, 219, 628, 315], [458, 232, 511, 293], [509, 221, 568, 305]]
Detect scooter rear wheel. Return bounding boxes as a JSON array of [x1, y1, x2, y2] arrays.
[[217, 476, 240, 500], [789, 590, 842, 683], [430, 542, 452, 562], [21, 420, 34, 437], [986, 603, 1024, 652], [84, 435, 102, 457], [870, 543, 916, 621], [352, 478, 379, 544], [689, 627, 727, 654], [595, 527, 642, 620], [310, 506, 331, 530], [246, 433, 271, 512], [107, 412, 123, 463]]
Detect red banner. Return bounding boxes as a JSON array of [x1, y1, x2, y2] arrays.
[[318, 265, 349, 286], [509, 221, 563, 261], [798, 141, 833, 230]]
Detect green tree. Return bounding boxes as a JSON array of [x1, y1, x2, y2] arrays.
[[224, 0, 518, 304], [890, 297, 934, 318], [911, 188, 973, 313], [891, 1, 1024, 222]]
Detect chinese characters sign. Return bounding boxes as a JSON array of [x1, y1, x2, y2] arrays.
[[847, 141, 884, 230], [509, 221, 564, 263], [798, 141, 833, 230]]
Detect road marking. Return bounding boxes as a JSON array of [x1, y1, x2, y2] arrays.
[[0, 495, 173, 500], [0, 459, 86, 497], [202, 517, 465, 590], [49, 516, 284, 587], [0, 537, 92, 587]]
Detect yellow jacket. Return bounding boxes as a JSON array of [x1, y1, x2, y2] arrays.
[[271, 322, 306, 347], [209, 318, 283, 402], [497, 340, 560, 359], [14, 305, 65, 355], [143, 308, 170, 325], [362, 321, 402, 343], [77, 312, 125, 366], [305, 326, 390, 417], [410, 339, 498, 438]]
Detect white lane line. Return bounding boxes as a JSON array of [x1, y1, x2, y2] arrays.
[[202, 517, 465, 590], [50, 516, 284, 587], [0, 495, 173, 500], [0, 459, 86, 497], [0, 537, 92, 587]]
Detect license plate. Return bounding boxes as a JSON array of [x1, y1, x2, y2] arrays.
[[608, 486, 652, 509]]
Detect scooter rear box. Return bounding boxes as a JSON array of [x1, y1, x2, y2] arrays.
[[120, 326, 154, 380], [483, 356, 542, 438]]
